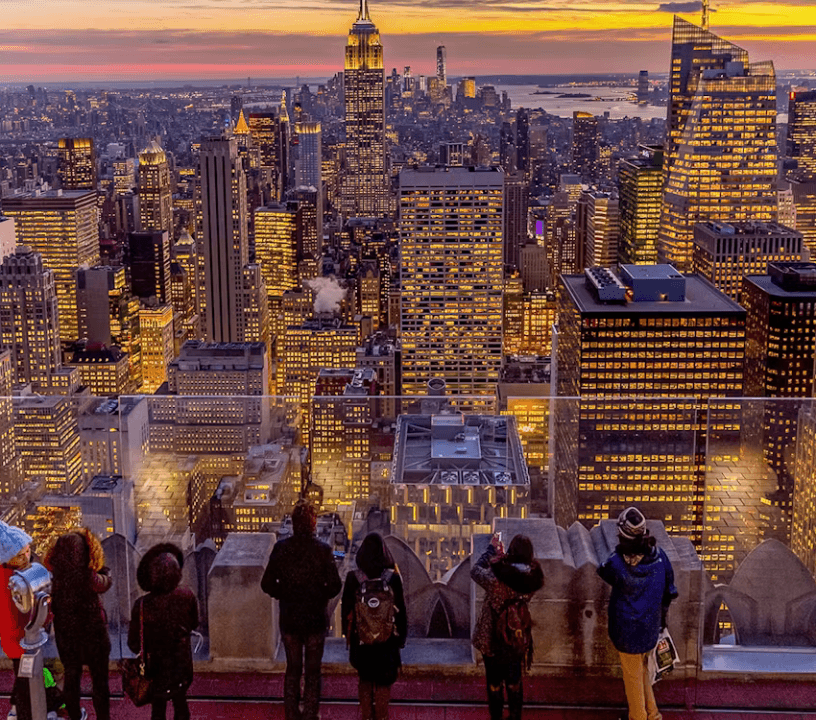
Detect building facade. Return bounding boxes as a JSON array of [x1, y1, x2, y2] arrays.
[[399, 166, 504, 395]]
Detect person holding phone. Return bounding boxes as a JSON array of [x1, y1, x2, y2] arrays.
[[471, 532, 544, 720]]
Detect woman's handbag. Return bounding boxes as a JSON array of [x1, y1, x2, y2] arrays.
[[120, 601, 154, 706]]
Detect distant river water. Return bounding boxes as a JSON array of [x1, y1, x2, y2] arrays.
[[494, 84, 667, 120]]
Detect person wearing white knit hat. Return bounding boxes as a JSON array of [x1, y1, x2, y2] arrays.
[[0, 521, 34, 720]]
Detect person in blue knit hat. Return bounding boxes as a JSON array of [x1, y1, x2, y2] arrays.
[[0, 521, 35, 720]]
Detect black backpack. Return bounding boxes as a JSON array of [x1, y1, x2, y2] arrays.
[[494, 596, 534, 667], [354, 569, 396, 645]]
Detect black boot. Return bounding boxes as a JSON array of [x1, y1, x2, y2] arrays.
[[507, 681, 523, 720], [487, 683, 504, 720]]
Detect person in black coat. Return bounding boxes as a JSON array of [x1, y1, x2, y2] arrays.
[[261, 501, 342, 720], [341, 533, 407, 720], [45, 529, 112, 720], [128, 543, 199, 720]]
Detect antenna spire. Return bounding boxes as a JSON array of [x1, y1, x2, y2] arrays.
[[702, 0, 710, 29], [358, 0, 370, 20]]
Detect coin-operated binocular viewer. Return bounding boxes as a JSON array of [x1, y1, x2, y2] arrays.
[[8, 562, 51, 720]]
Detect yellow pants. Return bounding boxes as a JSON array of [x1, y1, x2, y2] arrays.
[[619, 650, 662, 720]]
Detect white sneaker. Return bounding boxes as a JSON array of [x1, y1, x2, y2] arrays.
[[80, 709, 88, 720], [7, 705, 16, 720]]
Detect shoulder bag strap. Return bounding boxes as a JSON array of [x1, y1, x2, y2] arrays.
[[138, 600, 147, 674]]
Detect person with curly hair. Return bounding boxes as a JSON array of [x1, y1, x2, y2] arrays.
[[44, 528, 112, 720]]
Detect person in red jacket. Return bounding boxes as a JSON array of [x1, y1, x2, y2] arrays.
[[0, 521, 35, 720]]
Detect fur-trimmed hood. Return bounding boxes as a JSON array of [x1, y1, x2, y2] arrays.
[[490, 556, 544, 595], [137, 543, 184, 594]]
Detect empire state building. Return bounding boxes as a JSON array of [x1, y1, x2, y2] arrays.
[[341, 0, 390, 218]]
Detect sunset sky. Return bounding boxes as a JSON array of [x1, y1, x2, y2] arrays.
[[1, 0, 814, 82]]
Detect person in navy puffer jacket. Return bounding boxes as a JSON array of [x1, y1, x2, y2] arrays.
[[597, 507, 678, 720]]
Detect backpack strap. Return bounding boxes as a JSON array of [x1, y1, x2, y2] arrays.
[[381, 569, 394, 584], [355, 568, 368, 585]]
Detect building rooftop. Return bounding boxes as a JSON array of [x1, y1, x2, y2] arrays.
[[561, 271, 745, 315], [392, 413, 528, 486]]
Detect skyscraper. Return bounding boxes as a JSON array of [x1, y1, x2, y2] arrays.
[[342, 0, 389, 217], [693, 221, 805, 301], [127, 230, 171, 304], [138, 140, 173, 236], [254, 203, 298, 298], [57, 138, 97, 191], [786, 90, 816, 256], [743, 262, 816, 527], [659, 18, 777, 271], [555, 265, 746, 543], [516, 108, 530, 178], [578, 190, 620, 268], [571, 112, 599, 183], [4, 189, 100, 343], [198, 136, 249, 343], [436, 45, 447, 88], [503, 170, 529, 269], [618, 146, 663, 265], [76, 266, 142, 389], [0, 247, 79, 394], [139, 305, 175, 393], [294, 121, 322, 192], [787, 89, 816, 181], [399, 166, 504, 395]]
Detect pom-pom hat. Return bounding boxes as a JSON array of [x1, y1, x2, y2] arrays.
[[0, 521, 32, 565], [617, 507, 647, 540]]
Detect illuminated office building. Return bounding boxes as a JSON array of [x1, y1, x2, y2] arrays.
[[248, 111, 287, 199], [77, 266, 142, 389], [693, 221, 805, 301], [578, 190, 619, 268], [0, 217, 15, 261], [342, 0, 390, 217], [311, 367, 377, 506], [281, 317, 357, 412], [57, 138, 97, 191], [240, 264, 270, 348], [520, 244, 548, 293], [254, 203, 298, 297], [743, 262, 816, 516], [0, 247, 79, 394], [14, 394, 83, 494], [138, 140, 173, 236], [659, 18, 777, 271], [139, 305, 175, 393], [128, 230, 171, 304], [294, 121, 322, 194], [173, 231, 202, 333], [503, 170, 529, 269], [356, 333, 398, 417], [618, 146, 663, 265], [786, 90, 816, 255], [198, 136, 249, 343], [0, 350, 21, 496], [113, 158, 136, 196], [170, 261, 196, 353], [289, 186, 323, 263], [68, 345, 132, 397], [793, 405, 816, 576], [391, 414, 529, 579], [787, 89, 816, 182], [571, 112, 599, 183], [167, 340, 268, 395], [554, 265, 746, 544], [399, 166, 504, 395], [4, 190, 100, 343]]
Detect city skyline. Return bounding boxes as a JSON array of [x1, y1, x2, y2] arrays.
[[1, 0, 815, 81]]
